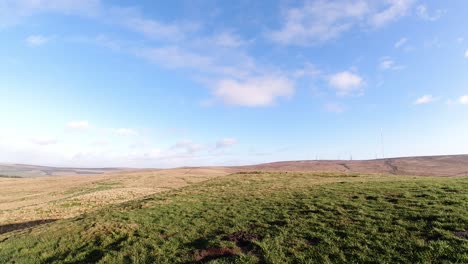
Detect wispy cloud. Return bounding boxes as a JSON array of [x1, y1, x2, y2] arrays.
[[379, 57, 405, 71], [25, 35, 49, 46], [324, 103, 346, 113], [394, 37, 407, 48], [114, 128, 138, 136], [416, 4, 445, 21], [67, 120, 90, 130], [211, 32, 247, 48], [171, 140, 205, 154], [30, 137, 58, 146], [1, 0, 102, 27], [216, 138, 237, 148], [269, 0, 370, 45], [270, 0, 415, 45], [328, 71, 364, 96], [465, 50, 468, 59], [414, 95, 435, 105], [370, 0, 414, 27], [108, 7, 199, 42]]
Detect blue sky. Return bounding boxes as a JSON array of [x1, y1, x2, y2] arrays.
[[1, 0, 468, 168]]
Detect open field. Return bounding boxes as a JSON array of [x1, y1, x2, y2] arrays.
[[0, 167, 234, 225], [1, 172, 467, 263], [1, 155, 467, 263], [1, 155, 468, 226]]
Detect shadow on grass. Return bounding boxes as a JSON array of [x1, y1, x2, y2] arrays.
[[0, 219, 58, 235]]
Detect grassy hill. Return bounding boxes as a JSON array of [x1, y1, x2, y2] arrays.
[[1, 172, 467, 263]]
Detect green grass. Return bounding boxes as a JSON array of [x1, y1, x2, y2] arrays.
[[1, 172, 467, 263], [62, 181, 121, 196]]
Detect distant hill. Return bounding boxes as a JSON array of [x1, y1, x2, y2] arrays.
[[2, 155, 468, 178], [0, 163, 126, 178], [238, 155, 468, 177]]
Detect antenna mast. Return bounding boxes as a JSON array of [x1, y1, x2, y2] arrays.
[[380, 128, 385, 159]]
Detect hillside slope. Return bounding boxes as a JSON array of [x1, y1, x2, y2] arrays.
[[240, 155, 468, 177]]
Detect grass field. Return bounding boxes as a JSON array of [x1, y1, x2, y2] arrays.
[[1, 172, 467, 263]]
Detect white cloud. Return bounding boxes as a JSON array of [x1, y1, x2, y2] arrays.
[[26, 35, 49, 46], [414, 95, 435, 105], [213, 76, 294, 107], [379, 57, 405, 70], [270, 0, 414, 45], [293, 63, 321, 78], [212, 32, 246, 48], [216, 138, 237, 148], [324, 103, 346, 113], [30, 137, 58, 146], [67, 120, 90, 130], [1, 0, 102, 27], [270, 0, 370, 45], [114, 128, 138, 136], [328, 71, 364, 96], [137, 46, 213, 70], [171, 140, 204, 154], [394, 37, 407, 48], [109, 7, 197, 42], [465, 50, 468, 58], [459, 95, 468, 105], [416, 4, 444, 21], [370, 0, 414, 27]]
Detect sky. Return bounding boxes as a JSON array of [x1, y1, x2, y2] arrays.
[[1, 0, 468, 168]]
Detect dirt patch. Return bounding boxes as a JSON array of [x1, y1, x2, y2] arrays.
[[223, 231, 261, 247], [192, 247, 241, 263], [454, 230, 468, 239], [221, 231, 266, 263], [306, 237, 321, 246], [0, 219, 57, 234]]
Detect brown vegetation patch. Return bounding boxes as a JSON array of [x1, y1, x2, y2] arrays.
[[193, 247, 241, 263], [454, 230, 468, 239]]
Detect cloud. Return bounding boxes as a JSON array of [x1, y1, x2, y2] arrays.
[[394, 37, 407, 48], [67, 120, 90, 130], [270, 0, 369, 45], [1, 0, 102, 27], [379, 57, 405, 70], [293, 63, 321, 78], [213, 76, 294, 107], [370, 0, 414, 27], [465, 50, 468, 58], [416, 4, 444, 21], [171, 140, 204, 154], [26, 35, 49, 46], [459, 95, 468, 105], [212, 32, 246, 48], [109, 7, 198, 42], [324, 103, 346, 113], [328, 71, 364, 96], [216, 138, 237, 148], [136, 46, 213, 70], [114, 128, 138, 136], [30, 137, 58, 146], [270, 0, 414, 45], [414, 95, 435, 105]]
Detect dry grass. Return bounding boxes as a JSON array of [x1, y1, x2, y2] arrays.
[[0, 167, 234, 225]]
